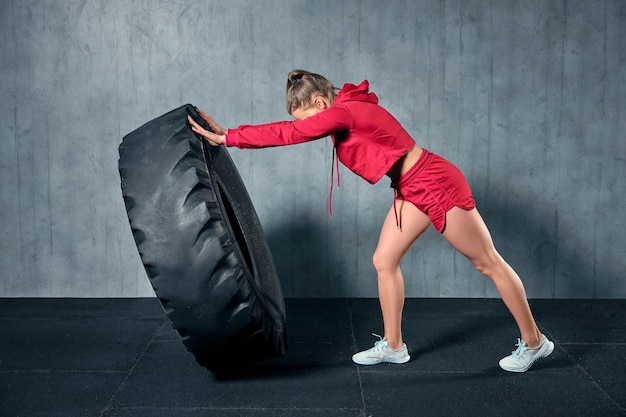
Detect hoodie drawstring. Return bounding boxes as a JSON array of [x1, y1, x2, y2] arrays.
[[328, 145, 400, 230], [329, 146, 340, 216], [390, 180, 402, 231]]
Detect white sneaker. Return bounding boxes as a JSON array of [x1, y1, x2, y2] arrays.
[[499, 334, 554, 372], [352, 334, 410, 365]]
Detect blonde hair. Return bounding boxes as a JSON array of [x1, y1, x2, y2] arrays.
[[286, 70, 337, 114]]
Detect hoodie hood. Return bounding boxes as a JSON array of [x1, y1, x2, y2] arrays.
[[335, 80, 378, 105]]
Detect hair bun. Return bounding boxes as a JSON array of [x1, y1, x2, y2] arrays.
[[288, 70, 309, 85], [285, 70, 335, 114]]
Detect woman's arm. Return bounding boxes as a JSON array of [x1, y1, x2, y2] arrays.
[[188, 104, 353, 148], [226, 105, 353, 149]]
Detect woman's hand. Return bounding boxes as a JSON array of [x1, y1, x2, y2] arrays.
[[197, 109, 227, 135], [187, 114, 226, 146]]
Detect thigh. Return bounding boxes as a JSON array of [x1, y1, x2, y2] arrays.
[[375, 200, 433, 266], [441, 207, 498, 262]]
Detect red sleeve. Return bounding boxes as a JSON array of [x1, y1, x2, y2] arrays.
[[225, 105, 353, 149]]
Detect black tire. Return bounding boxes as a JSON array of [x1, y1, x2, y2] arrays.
[[118, 104, 286, 372]]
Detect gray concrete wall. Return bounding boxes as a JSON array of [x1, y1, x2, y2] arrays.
[[1, 0, 624, 298]]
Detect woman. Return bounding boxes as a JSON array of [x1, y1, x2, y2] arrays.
[[188, 69, 553, 372]]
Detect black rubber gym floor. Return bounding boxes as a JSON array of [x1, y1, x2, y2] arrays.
[[1, 297, 624, 417]]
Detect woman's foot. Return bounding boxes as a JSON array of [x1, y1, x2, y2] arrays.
[[352, 334, 410, 365], [499, 334, 554, 372]]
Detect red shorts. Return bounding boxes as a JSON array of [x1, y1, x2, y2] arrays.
[[393, 149, 476, 233]]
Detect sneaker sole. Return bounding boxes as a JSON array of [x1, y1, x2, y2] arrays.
[[352, 354, 411, 366], [500, 340, 555, 373]]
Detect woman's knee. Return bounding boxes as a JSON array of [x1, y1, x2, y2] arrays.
[[470, 248, 506, 277], [372, 249, 399, 276]]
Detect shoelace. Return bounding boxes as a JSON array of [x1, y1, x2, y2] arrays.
[[512, 338, 528, 359], [368, 333, 387, 352]]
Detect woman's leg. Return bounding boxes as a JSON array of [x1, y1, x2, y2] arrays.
[[442, 207, 542, 347], [372, 200, 432, 349]]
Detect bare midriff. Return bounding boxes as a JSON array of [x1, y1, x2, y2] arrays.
[[386, 145, 423, 182]]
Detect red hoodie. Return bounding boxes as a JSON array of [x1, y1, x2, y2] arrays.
[[225, 80, 416, 184]]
